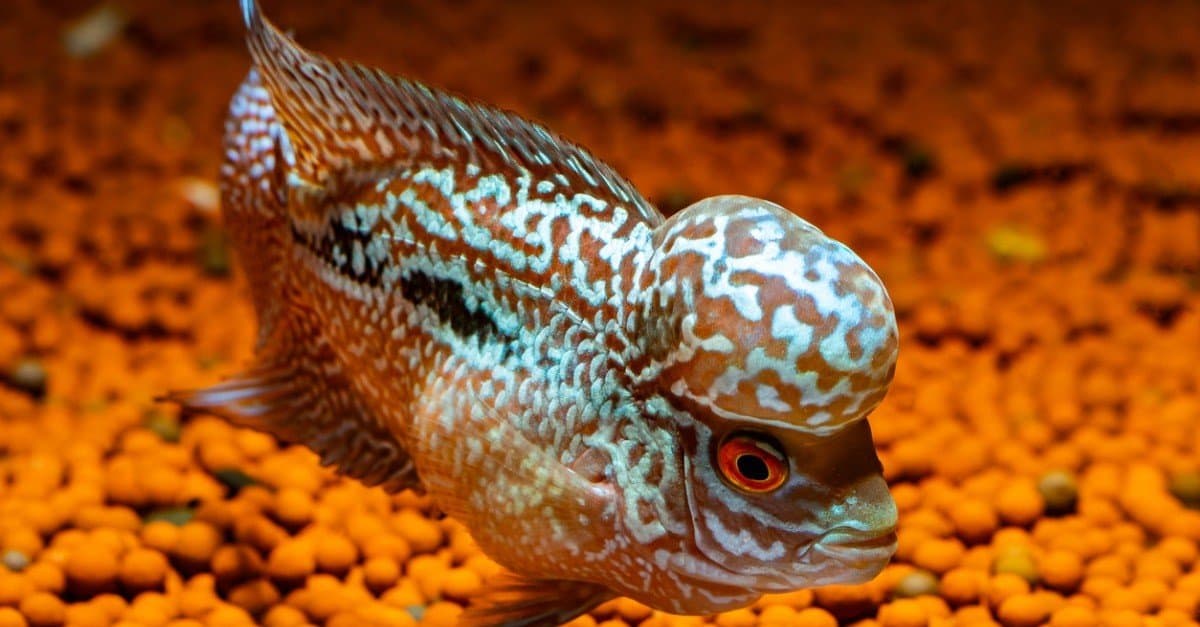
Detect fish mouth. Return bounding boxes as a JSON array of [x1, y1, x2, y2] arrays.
[[804, 526, 898, 580], [666, 526, 897, 592], [816, 525, 898, 552]]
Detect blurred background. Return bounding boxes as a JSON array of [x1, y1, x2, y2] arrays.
[[1, 1, 1199, 625]]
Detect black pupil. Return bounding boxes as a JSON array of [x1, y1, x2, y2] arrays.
[[735, 453, 771, 482]]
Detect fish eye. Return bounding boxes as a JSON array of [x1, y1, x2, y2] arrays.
[[716, 432, 788, 493]]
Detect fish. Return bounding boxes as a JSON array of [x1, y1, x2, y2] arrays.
[[170, 1, 901, 624]]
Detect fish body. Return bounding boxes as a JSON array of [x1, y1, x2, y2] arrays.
[[175, 1, 901, 624]]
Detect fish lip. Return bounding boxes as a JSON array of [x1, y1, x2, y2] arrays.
[[811, 524, 898, 559], [666, 526, 897, 592], [819, 524, 898, 548]]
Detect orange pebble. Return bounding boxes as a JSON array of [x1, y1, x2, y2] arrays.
[[1156, 608, 1196, 627], [447, 528, 481, 564], [89, 594, 128, 621], [408, 554, 448, 601], [173, 521, 221, 564], [877, 598, 927, 627], [1135, 553, 1182, 582], [420, 601, 463, 627], [1038, 550, 1083, 591], [757, 604, 799, 625], [235, 430, 277, 459], [227, 579, 280, 615], [1079, 575, 1121, 600], [203, 604, 255, 625], [210, 544, 264, 584], [361, 534, 413, 564], [197, 441, 241, 473], [1086, 555, 1129, 582], [757, 589, 813, 609], [940, 568, 988, 606], [141, 468, 184, 505], [995, 480, 1044, 527], [177, 584, 218, 619], [912, 537, 966, 574], [1161, 590, 1200, 615], [614, 598, 653, 622], [952, 605, 994, 624], [261, 604, 308, 626], [987, 573, 1031, 608], [63, 542, 119, 589], [266, 539, 315, 581], [950, 499, 1000, 544], [997, 593, 1052, 627], [141, 520, 181, 553], [126, 591, 177, 622], [363, 556, 400, 592], [3, 526, 44, 558], [393, 510, 444, 554], [462, 554, 504, 581], [302, 574, 353, 622], [345, 512, 388, 545], [63, 603, 110, 627], [440, 567, 483, 600], [0, 608, 26, 627], [0, 572, 30, 606], [1156, 537, 1198, 565], [713, 608, 756, 627], [18, 592, 65, 626], [120, 548, 169, 590], [272, 488, 314, 529], [915, 595, 950, 619], [1099, 587, 1151, 613], [236, 516, 289, 553], [314, 530, 359, 574], [23, 562, 64, 594], [1128, 578, 1169, 610], [258, 454, 323, 494], [380, 578, 424, 608], [1096, 609, 1142, 627], [792, 607, 837, 627]]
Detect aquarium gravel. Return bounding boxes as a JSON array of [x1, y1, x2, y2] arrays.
[[1, 1, 1199, 626]]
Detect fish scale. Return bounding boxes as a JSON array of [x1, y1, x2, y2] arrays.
[[169, 1, 902, 625]]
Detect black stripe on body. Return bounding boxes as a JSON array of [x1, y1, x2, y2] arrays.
[[291, 220, 511, 348]]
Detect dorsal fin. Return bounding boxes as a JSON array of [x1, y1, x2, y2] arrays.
[[237, 0, 657, 221]]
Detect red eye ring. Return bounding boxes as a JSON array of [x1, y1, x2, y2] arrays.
[[716, 433, 788, 493]]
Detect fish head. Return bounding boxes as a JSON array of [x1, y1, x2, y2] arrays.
[[638, 194, 899, 593]]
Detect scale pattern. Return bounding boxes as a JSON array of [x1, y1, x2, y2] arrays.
[[186, 0, 903, 623]]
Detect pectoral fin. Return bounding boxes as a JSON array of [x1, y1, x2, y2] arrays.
[[164, 322, 421, 494], [459, 571, 614, 627]]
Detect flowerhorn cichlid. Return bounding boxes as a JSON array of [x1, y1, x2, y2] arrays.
[[170, 1, 900, 624]]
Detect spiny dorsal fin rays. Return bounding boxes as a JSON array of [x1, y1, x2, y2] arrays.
[[237, 0, 659, 223]]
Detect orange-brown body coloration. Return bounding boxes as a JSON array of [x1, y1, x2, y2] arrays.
[[171, 1, 900, 624]]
